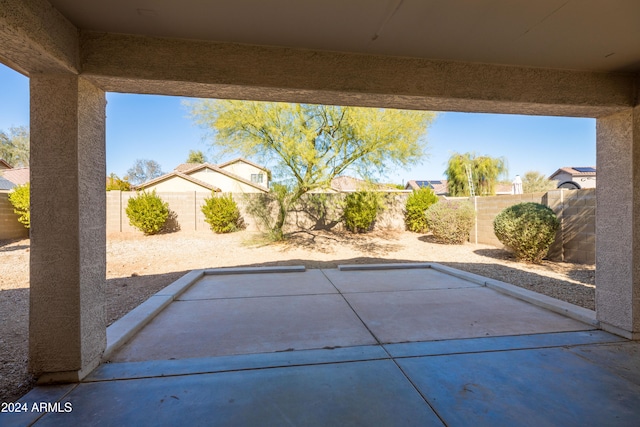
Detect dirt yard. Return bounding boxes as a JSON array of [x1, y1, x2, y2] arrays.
[[0, 229, 595, 403]]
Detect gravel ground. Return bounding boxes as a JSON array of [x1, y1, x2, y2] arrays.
[[0, 230, 595, 403]]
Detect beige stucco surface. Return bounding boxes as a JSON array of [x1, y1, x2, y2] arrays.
[[189, 169, 264, 193], [596, 107, 640, 338], [219, 161, 266, 186], [29, 75, 106, 379], [143, 176, 215, 193], [3, 0, 640, 380], [78, 32, 635, 118]]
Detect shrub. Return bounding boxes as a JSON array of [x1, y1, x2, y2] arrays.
[[493, 202, 559, 263], [201, 193, 243, 233], [8, 183, 30, 229], [343, 191, 383, 233], [125, 190, 169, 235], [243, 183, 291, 241], [404, 187, 438, 233], [426, 200, 474, 244]]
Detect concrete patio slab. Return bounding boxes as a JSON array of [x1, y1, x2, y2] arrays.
[[324, 267, 479, 293], [397, 346, 640, 427], [33, 361, 444, 427], [87, 345, 389, 382], [344, 286, 592, 343], [7, 265, 638, 427], [385, 330, 622, 358], [179, 269, 337, 300], [109, 294, 377, 362], [568, 341, 640, 387]]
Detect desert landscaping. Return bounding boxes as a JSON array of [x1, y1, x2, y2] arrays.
[[0, 229, 595, 403]]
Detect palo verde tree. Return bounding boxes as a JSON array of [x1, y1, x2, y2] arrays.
[[188, 100, 435, 239], [445, 152, 508, 196]]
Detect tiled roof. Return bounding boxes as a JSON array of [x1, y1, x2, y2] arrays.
[[1, 167, 29, 185], [0, 159, 12, 169], [550, 166, 596, 179], [0, 176, 16, 190], [134, 171, 221, 191], [405, 180, 448, 195], [217, 157, 269, 172], [174, 163, 202, 172], [137, 162, 269, 193]]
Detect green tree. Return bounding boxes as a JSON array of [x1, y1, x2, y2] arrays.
[[445, 152, 508, 196], [126, 159, 164, 185], [188, 100, 435, 238], [522, 170, 556, 193], [186, 149, 207, 164], [106, 173, 132, 191], [405, 187, 439, 233], [8, 183, 30, 229], [0, 126, 29, 167]]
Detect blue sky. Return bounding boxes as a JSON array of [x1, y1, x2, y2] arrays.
[[0, 63, 595, 184]]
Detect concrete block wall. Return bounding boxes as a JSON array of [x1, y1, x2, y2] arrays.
[[0, 190, 29, 240], [471, 189, 596, 264], [106, 191, 410, 235]]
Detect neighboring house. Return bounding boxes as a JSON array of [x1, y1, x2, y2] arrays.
[[549, 166, 596, 189], [0, 159, 12, 171], [405, 180, 449, 196], [134, 158, 270, 193], [1, 167, 29, 186], [405, 179, 512, 196], [0, 175, 15, 190]]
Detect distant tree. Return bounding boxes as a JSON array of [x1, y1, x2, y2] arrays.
[[188, 99, 436, 239], [186, 150, 207, 164], [0, 126, 29, 167], [445, 152, 508, 196], [106, 173, 132, 191], [522, 170, 556, 193], [126, 159, 164, 185]]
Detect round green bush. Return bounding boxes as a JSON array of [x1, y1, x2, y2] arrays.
[[343, 191, 382, 233], [404, 187, 438, 233], [425, 200, 474, 244], [493, 202, 559, 263], [202, 193, 243, 233], [125, 190, 169, 235], [8, 183, 30, 229]]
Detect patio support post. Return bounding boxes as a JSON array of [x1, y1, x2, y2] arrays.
[[596, 105, 640, 339], [29, 74, 107, 382]]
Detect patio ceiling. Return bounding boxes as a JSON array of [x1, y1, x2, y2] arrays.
[[48, 0, 640, 73]]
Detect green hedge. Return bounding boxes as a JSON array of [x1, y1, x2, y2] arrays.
[[404, 187, 438, 233], [201, 193, 243, 233], [426, 200, 474, 244], [343, 191, 383, 233], [493, 202, 559, 263], [125, 190, 169, 235]]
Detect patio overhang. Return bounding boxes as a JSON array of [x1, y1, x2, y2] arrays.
[[1, 0, 639, 382]]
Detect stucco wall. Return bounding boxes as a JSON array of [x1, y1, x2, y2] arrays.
[[142, 177, 216, 193], [219, 162, 267, 186], [189, 169, 265, 193]]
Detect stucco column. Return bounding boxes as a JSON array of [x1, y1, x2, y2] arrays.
[[596, 106, 640, 339], [29, 75, 107, 382]]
